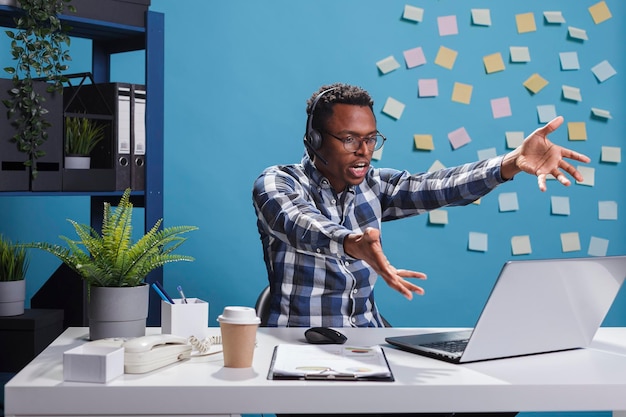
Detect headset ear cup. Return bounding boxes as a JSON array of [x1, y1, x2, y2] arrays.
[[308, 129, 322, 150]]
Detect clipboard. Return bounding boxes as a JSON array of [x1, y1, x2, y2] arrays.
[[267, 344, 394, 381]]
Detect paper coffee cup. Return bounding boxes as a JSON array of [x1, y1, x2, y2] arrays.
[[217, 306, 260, 368]]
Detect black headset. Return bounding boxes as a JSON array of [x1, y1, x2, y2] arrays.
[[304, 86, 339, 151]]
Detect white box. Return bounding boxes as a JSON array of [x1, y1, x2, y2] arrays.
[[63, 345, 124, 383], [161, 298, 209, 339]]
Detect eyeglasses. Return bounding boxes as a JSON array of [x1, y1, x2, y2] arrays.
[[323, 131, 387, 152]]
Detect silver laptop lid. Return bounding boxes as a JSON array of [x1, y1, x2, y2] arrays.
[[461, 256, 626, 362]]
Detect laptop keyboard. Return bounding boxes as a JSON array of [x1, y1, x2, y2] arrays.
[[422, 339, 469, 354]]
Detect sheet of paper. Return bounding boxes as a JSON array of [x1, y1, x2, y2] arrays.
[[452, 82, 473, 104], [491, 97, 512, 118], [544, 11, 565, 24], [404, 46, 426, 68], [592, 60, 617, 82], [511, 235, 532, 255], [382, 97, 405, 120], [598, 201, 618, 220], [560, 52, 580, 70], [429, 209, 448, 225], [523, 73, 549, 94], [588, 237, 609, 257], [562, 85, 582, 102], [435, 46, 458, 69], [516, 12, 536, 33], [376, 56, 401, 74], [418, 78, 439, 97], [477, 147, 497, 160], [505, 131, 525, 149], [510, 46, 530, 63], [471, 9, 491, 26], [483, 52, 505, 73], [568, 26, 588, 40], [403, 4, 424, 22], [537, 105, 557, 123], [568, 122, 587, 141], [469, 232, 488, 252], [428, 160, 446, 172], [448, 127, 471, 150], [414, 134, 434, 151], [589, 1, 612, 24], [498, 192, 519, 212], [601, 146, 621, 163], [561, 232, 581, 253], [576, 166, 595, 187], [438, 15, 458, 36], [551, 196, 570, 215]]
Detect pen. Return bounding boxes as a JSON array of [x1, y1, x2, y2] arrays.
[[151, 282, 173, 304], [177, 285, 188, 304]]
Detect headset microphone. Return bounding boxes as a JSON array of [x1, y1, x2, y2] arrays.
[[304, 86, 339, 166]]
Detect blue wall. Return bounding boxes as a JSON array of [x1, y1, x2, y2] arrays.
[[0, 1, 623, 416]]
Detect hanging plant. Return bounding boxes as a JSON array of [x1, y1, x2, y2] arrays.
[[2, 0, 74, 179]]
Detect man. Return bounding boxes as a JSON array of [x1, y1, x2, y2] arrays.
[[253, 82, 590, 329]]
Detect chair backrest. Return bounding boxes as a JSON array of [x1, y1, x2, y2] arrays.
[[254, 285, 392, 327]]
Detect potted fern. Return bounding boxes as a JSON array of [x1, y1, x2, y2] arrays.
[[64, 115, 106, 169], [0, 234, 29, 316], [25, 188, 198, 339]]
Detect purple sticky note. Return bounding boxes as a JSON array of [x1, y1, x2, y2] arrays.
[[404, 47, 426, 68], [448, 127, 471, 149], [491, 97, 512, 119], [438, 15, 458, 36], [418, 79, 439, 97]]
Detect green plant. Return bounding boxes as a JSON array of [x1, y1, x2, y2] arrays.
[[25, 189, 198, 287], [0, 234, 29, 282], [64, 115, 106, 156], [3, 0, 74, 179]]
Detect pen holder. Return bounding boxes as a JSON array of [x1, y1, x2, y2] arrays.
[[161, 298, 209, 339]]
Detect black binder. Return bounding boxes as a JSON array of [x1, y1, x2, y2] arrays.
[[131, 86, 146, 191]]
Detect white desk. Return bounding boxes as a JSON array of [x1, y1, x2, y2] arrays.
[[5, 327, 626, 417]]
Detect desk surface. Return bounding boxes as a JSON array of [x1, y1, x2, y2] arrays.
[[5, 327, 626, 416]]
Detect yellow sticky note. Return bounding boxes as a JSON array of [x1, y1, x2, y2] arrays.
[[523, 73, 549, 94], [516, 12, 536, 33], [435, 46, 458, 70], [414, 134, 434, 151], [483, 53, 505, 74], [568, 122, 587, 141], [451, 82, 473, 104], [589, 1, 612, 24]]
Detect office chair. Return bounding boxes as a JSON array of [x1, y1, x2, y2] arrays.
[[254, 286, 392, 327]]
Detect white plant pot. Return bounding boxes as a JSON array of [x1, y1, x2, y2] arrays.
[[65, 155, 91, 169], [0, 279, 26, 316]]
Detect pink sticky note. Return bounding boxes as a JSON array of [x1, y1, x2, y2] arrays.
[[418, 79, 439, 97], [448, 127, 471, 149], [404, 47, 426, 68], [438, 15, 458, 36], [491, 97, 512, 118]]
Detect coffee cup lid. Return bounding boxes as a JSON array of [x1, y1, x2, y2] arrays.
[[217, 306, 261, 324]]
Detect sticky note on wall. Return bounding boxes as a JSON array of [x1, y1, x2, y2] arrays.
[[435, 46, 458, 69], [414, 134, 434, 150], [516, 12, 537, 33], [382, 97, 405, 120], [469, 232, 488, 252], [523, 73, 548, 94], [567, 122, 587, 140], [511, 235, 532, 255], [451, 82, 473, 104], [589, 1, 612, 24], [483, 52, 505, 73], [561, 232, 581, 252]]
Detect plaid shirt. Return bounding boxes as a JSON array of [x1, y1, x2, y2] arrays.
[[253, 154, 507, 328]]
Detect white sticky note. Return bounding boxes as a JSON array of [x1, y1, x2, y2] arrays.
[[544, 11, 565, 24], [510, 46, 530, 63], [537, 105, 557, 123], [511, 235, 532, 255], [591, 107, 612, 119], [403, 5, 424, 22], [568, 26, 588, 40], [505, 131, 524, 149], [498, 192, 519, 212], [382, 97, 405, 120], [598, 201, 618, 220], [469, 232, 488, 252], [428, 160, 446, 172], [588, 236, 609, 257], [471, 9, 491, 26], [561, 232, 581, 253], [372, 146, 383, 161], [429, 209, 448, 225], [591, 60, 617, 82], [562, 85, 582, 102], [576, 166, 595, 186], [551, 196, 570, 215], [376, 56, 401, 74], [559, 52, 579, 70], [477, 148, 497, 160], [601, 146, 621, 163]]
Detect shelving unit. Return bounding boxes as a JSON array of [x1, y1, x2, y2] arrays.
[[0, 6, 165, 326]]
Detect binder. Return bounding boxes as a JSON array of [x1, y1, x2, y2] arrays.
[[131, 86, 146, 191]]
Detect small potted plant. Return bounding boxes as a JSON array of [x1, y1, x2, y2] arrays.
[[64, 115, 106, 169], [25, 188, 198, 339], [0, 234, 29, 316]]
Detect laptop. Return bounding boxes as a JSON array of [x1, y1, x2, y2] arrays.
[[385, 256, 626, 364]]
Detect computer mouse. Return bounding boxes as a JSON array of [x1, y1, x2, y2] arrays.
[[304, 327, 347, 344]]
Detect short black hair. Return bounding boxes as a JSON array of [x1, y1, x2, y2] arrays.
[[306, 83, 374, 133]]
